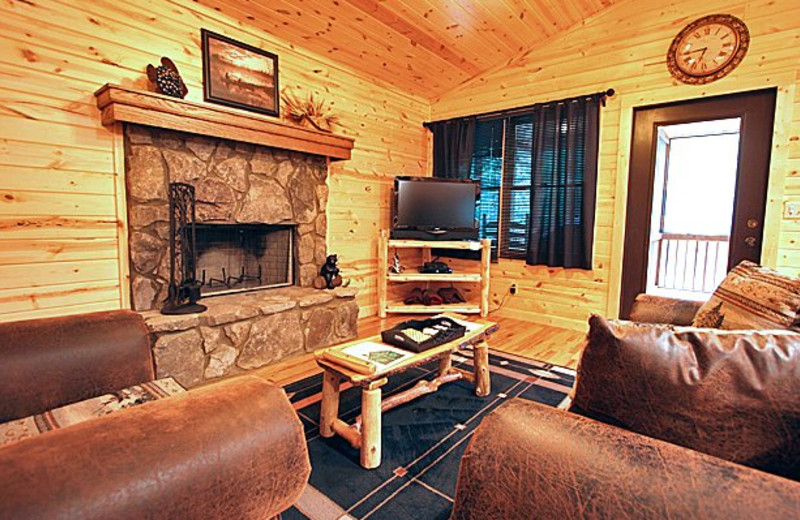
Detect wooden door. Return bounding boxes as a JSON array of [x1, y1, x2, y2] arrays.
[[620, 88, 776, 319]]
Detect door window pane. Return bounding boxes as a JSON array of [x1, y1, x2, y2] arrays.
[[662, 129, 740, 236]]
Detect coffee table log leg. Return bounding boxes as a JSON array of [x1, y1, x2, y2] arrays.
[[360, 386, 382, 469], [320, 370, 341, 438], [438, 352, 452, 375], [473, 341, 490, 397]]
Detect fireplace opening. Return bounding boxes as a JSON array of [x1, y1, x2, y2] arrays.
[[195, 223, 294, 297]]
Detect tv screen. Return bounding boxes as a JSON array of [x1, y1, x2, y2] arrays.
[[394, 177, 478, 230]]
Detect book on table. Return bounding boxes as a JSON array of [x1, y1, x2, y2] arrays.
[[321, 341, 414, 375]]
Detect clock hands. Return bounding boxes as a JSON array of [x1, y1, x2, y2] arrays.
[[682, 46, 708, 70], [682, 46, 708, 57]]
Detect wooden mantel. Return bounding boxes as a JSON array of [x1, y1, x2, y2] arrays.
[[94, 84, 354, 161]]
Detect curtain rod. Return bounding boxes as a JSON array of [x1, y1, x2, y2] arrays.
[[423, 88, 615, 128]]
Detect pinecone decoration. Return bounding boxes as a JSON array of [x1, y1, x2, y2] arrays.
[[147, 57, 187, 99], [156, 67, 182, 97]]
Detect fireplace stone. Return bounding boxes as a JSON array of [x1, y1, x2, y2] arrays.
[[140, 286, 358, 388]]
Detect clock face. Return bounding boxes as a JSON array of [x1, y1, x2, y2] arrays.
[[667, 14, 749, 85], [676, 23, 739, 75]]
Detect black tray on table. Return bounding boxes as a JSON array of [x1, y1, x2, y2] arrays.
[[380, 316, 467, 353]]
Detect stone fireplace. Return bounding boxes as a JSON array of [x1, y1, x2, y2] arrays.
[[121, 123, 357, 388], [124, 124, 329, 311]]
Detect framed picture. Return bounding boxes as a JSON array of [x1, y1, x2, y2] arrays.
[[201, 29, 280, 117]]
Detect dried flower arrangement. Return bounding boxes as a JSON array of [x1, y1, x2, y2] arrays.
[[281, 88, 340, 133]]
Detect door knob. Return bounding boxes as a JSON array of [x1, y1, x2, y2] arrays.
[[747, 219, 759, 229], [744, 236, 757, 247]]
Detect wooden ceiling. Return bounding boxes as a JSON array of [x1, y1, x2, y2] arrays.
[[197, 0, 618, 99]]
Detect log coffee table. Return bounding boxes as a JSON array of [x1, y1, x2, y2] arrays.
[[314, 315, 499, 469]]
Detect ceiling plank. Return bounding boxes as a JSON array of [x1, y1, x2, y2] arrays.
[[343, 0, 484, 76]]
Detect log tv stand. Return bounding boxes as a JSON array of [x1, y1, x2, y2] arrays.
[[377, 230, 491, 318]]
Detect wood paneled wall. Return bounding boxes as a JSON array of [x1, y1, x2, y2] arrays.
[[432, 0, 800, 330], [0, 0, 428, 322]]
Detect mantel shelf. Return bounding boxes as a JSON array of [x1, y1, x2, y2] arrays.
[[94, 84, 354, 161]]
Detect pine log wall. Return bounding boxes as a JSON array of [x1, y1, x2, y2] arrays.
[[0, 0, 429, 322], [432, 0, 800, 330]]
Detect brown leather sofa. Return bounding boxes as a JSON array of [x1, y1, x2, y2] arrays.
[[0, 310, 310, 520], [451, 294, 800, 520]]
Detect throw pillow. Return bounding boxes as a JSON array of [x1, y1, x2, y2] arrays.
[[692, 260, 800, 330], [0, 378, 185, 447], [572, 316, 800, 481]]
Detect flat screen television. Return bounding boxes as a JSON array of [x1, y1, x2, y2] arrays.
[[391, 176, 479, 240]]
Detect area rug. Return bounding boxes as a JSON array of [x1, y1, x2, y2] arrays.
[[282, 348, 576, 520]]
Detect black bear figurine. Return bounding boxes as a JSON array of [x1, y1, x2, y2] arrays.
[[320, 254, 342, 290]]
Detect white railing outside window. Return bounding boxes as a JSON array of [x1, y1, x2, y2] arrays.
[[649, 233, 729, 297]]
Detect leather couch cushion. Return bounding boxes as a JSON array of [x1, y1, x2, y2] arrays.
[[693, 260, 800, 330], [0, 378, 184, 447], [572, 316, 800, 481]]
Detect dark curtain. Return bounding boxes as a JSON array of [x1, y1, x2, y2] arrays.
[[526, 95, 600, 269], [430, 118, 476, 179]]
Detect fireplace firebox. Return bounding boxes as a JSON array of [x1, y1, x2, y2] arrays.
[[196, 224, 294, 296]]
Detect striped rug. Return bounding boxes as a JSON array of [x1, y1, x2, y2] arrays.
[[283, 348, 576, 520]]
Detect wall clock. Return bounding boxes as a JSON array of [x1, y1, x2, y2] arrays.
[[666, 14, 750, 85]]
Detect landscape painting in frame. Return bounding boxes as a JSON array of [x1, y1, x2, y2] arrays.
[[202, 29, 279, 117]]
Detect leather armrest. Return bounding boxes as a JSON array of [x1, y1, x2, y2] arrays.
[[451, 399, 800, 520], [628, 293, 703, 325], [0, 375, 310, 520], [0, 310, 155, 421]]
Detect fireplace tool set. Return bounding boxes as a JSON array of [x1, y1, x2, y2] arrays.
[[161, 183, 207, 315]]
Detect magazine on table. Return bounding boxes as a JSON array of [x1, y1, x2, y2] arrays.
[[341, 342, 413, 370], [323, 341, 414, 374]]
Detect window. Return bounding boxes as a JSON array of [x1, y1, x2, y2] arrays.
[[432, 93, 602, 268]]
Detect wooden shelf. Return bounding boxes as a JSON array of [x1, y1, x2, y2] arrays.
[[94, 84, 354, 161], [387, 273, 482, 283], [388, 239, 484, 250], [385, 304, 482, 314], [378, 230, 491, 318]]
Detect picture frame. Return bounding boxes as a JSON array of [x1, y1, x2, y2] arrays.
[[201, 29, 280, 117]]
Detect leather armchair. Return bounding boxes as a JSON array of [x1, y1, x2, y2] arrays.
[[0, 310, 310, 520], [451, 295, 800, 520], [452, 400, 800, 520]]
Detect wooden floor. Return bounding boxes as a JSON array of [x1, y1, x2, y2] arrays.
[[252, 313, 587, 387]]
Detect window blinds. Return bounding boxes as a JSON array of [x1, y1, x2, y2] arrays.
[[470, 119, 504, 256], [500, 115, 533, 259]]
